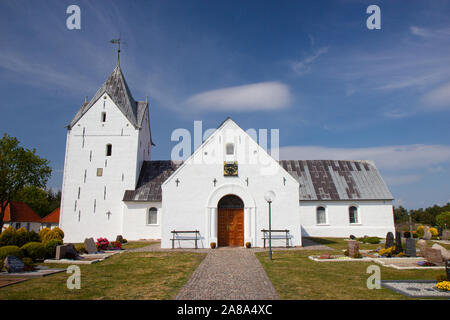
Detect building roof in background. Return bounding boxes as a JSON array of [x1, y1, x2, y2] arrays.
[[40, 208, 60, 223], [3, 201, 43, 223], [123, 159, 393, 202], [68, 64, 148, 129], [278, 160, 393, 201]]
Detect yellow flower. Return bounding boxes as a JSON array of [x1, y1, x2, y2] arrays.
[[436, 281, 450, 291]]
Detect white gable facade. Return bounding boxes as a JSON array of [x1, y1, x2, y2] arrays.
[[60, 64, 395, 245]]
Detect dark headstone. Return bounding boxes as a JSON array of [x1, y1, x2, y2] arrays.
[[84, 237, 98, 254], [394, 231, 403, 254], [385, 232, 394, 249], [446, 260, 450, 281], [424, 248, 443, 266], [348, 240, 359, 258], [405, 238, 416, 257], [55, 244, 79, 260], [4, 256, 24, 273], [116, 235, 123, 243]]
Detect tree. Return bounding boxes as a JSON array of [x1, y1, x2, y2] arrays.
[[0, 134, 51, 229], [15, 186, 51, 217], [436, 211, 450, 230]]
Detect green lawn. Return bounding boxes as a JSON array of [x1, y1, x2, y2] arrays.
[[0, 251, 205, 300], [256, 237, 448, 299], [121, 240, 159, 249]]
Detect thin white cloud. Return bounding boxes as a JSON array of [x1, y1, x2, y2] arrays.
[[291, 47, 328, 76], [421, 81, 450, 109], [410, 26, 450, 38], [383, 174, 423, 186], [279, 144, 450, 171], [185, 82, 292, 112]]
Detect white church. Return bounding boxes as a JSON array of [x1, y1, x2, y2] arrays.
[[60, 61, 396, 248]]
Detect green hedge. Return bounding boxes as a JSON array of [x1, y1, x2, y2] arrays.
[[0, 245, 24, 260], [21, 242, 46, 261], [45, 239, 63, 258]]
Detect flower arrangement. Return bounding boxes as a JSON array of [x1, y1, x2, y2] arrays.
[[435, 281, 450, 291], [96, 238, 109, 250], [108, 241, 122, 250], [429, 227, 438, 237]]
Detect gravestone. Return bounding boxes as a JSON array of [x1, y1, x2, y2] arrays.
[[394, 231, 403, 254], [55, 244, 79, 260], [446, 260, 450, 281], [348, 240, 359, 258], [385, 232, 394, 249], [4, 256, 24, 273], [431, 243, 450, 260], [405, 238, 416, 257], [424, 248, 443, 266], [55, 245, 68, 260], [443, 230, 450, 240], [84, 238, 98, 254], [116, 235, 123, 243], [423, 226, 432, 240], [417, 239, 427, 257]]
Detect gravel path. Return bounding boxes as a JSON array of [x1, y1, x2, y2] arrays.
[[175, 248, 280, 300]]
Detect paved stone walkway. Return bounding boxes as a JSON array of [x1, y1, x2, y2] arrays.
[[175, 248, 279, 300], [128, 238, 332, 300]]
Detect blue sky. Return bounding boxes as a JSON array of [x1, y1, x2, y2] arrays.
[[1, 0, 449, 209]]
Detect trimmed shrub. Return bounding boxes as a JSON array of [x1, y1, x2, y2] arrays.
[[52, 227, 64, 239], [21, 242, 46, 261], [39, 227, 51, 240], [42, 230, 62, 244], [44, 239, 63, 258], [0, 226, 17, 247], [0, 245, 24, 260], [29, 230, 40, 242], [15, 228, 30, 247], [75, 244, 87, 254], [22, 257, 34, 266]]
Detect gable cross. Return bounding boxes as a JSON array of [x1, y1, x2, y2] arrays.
[[175, 178, 180, 187], [213, 178, 217, 187]]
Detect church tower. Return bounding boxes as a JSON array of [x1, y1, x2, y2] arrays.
[[59, 61, 152, 242]]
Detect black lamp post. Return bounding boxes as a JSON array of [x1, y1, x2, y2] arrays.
[[264, 191, 276, 261]]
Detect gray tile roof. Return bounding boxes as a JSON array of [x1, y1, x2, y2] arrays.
[[278, 160, 393, 201], [68, 64, 147, 129], [124, 159, 393, 202], [123, 160, 183, 202]]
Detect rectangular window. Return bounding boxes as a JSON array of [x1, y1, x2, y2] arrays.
[[147, 208, 157, 225], [97, 168, 103, 176], [101, 112, 106, 122]]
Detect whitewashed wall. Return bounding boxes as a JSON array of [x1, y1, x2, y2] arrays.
[[300, 200, 395, 238], [60, 93, 150, 243], [122, 201, 161, 240], [161, 120, 301, 248]]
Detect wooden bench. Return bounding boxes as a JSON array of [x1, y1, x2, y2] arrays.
[[261, 229, 291, 248], [171, 230, 200, 249]]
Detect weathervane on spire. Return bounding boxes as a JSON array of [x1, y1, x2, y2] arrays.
[[110, 38, 121, 65]]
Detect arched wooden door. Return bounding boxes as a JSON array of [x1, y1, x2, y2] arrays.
[[217, 195, 244, 247]]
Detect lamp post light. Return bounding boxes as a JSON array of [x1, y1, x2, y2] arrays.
[[264, 191, 276, 261]]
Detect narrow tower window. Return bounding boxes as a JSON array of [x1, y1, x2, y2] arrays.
[[106, 144, 112, 156], [101, 112, 106, 122]]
